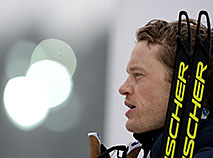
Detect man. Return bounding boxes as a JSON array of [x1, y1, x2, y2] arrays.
[[119, 19, 213, 157]]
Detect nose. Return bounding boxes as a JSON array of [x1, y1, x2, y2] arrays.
[[119, 79, 134, 96]]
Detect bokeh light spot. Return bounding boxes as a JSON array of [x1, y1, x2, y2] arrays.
[[30, 39, 77, 77], [26, 60, 73, 108], [3, 76, 49, 130]]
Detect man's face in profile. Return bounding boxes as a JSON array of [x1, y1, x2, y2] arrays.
[[119, 41, 171, 133]]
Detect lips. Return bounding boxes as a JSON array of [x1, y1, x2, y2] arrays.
[[125, 101, 136, 109], [125, 101, 136, 117]]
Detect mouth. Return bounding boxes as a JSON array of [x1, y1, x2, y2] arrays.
[[124, 101, 136, 118], [125, 101, 136, 109], [129, 105, 136, 109]]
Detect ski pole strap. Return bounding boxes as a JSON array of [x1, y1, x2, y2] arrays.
[[176, 10, 211, 158], [98, 145, 128, 158], [160, 10, 192, 158]]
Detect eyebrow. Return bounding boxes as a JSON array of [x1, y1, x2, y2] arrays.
[[126, 65, 146, 74]]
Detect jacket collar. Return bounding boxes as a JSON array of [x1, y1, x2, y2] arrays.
[[133, 128, 162, 157]]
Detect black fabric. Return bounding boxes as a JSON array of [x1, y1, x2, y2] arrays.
[[134, 118, 213, 158], [100, 144, 110, 158], [98, 144, 128, 158], [133, 128, 162, 158]]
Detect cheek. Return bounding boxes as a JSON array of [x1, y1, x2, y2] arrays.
[[136, 82, 160, 102], [136, 81, 170, 112], [153, 83, 171, 113]]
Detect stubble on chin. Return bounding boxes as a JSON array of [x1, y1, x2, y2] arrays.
[[125, 119, 137, 133], [125, 118, 147, 134], [125, 114, 165, 134]]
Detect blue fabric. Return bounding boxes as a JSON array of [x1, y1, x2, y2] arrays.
[[151, 118, 213, 158], [194, 147, 213, 158]]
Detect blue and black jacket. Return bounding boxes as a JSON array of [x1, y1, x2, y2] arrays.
[[134, 116, 213, 158]]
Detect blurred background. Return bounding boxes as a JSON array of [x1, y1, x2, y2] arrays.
[[0, 0, 213, 158]]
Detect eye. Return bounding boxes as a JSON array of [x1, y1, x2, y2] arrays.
[[134, 73, 143, 78]]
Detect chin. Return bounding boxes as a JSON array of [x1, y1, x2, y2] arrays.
[[125, 121, 134, 132], [126, 121, 145, 133], [126, 126, 148, 134], [126, 120, 159, 134]]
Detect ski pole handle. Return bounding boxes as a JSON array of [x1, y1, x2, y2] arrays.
[[88, 132, 101, 158]]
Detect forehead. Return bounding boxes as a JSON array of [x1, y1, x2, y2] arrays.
[[127, 41, 161, 69]]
